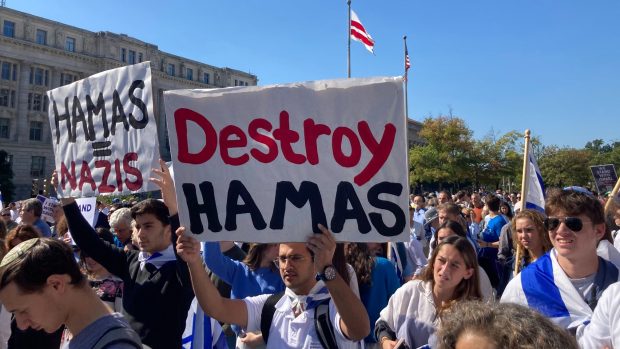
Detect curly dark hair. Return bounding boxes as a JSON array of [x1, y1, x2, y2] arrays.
[[437, 301, 578, 349], [345, 243, 375, 286]]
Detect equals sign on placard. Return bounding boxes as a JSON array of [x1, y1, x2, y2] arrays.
[[92, 141, 112, 157]]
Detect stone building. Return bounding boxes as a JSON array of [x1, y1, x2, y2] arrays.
[[0, 6, 257, 199]]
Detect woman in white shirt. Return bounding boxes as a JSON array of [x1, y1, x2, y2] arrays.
[[375, 236, 482, 349]]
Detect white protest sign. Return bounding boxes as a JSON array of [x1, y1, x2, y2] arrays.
[[47, 62, 160, 198], [164, 77, 409, 242], [37, 195, 57, 224], [64, 197, 97, 245]]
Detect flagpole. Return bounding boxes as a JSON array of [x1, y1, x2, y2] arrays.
[[403, 35, 409, 119], [347, 0, 351, 78], [605, 177, 620, 211], [514, 129, 531, 275]]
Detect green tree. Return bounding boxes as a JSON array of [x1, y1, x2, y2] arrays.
[[538, 146, 592, 188], [0, 150, 15, 203], [408, 116, 473, 188]]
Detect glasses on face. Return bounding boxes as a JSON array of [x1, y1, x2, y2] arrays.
[[544, 217, 590, 232], [273, 254, 306, 268]]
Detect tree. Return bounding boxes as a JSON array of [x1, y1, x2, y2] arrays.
[[0, 150, 15, 203], [538, 146, 592, 188], [408, 116, 474, 188]]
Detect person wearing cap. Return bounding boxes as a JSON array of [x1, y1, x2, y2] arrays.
[[501, 187, 620, 335], [0, 238, 142, 348]]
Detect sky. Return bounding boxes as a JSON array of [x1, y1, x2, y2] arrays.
[[9, 1, 620, 148]]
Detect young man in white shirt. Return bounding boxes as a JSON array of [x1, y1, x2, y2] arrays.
[[176, 224, 370, 348], [501, 187, 619, 334]]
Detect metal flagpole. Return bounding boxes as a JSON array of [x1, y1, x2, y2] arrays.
[[347, 0, 351, 78], [514, 129, 531, 275]]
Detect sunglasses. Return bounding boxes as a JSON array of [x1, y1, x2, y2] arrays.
[[544, 217, 590, 232]]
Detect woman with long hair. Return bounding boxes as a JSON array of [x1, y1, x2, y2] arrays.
[[512, 210, 553, 274], [375, 236, 482, 349], [346, 243, 399, 349]]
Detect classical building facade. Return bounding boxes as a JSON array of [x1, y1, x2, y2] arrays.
[[0, 6, 257, 199]]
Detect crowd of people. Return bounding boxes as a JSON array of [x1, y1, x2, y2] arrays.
[[0, 166, 620, 349]]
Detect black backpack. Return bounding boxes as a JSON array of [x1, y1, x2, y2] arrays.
[[260, 291, 339, 349]]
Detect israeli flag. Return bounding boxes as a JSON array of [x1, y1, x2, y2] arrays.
[[524, 142, 545, 213], [182, 298, 228, 349]]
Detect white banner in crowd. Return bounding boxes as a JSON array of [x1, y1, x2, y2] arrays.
[[47, 62, 160, 198], [37, 194, 57, 224], [164, 77, 409, 242]]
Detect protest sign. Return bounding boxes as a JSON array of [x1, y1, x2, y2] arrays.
[[164, 77, 409, 242], [37, 195, 58, 224], [47, 61, 160, 198], [590, 164, 618, 194]]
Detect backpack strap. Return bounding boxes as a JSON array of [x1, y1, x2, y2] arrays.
[[92, 325, 143, 349], [314, 298, 339, 349], [587, 257, 619, 311], [260, 291, 285, 346]]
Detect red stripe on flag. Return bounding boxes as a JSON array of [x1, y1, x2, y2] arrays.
[[350, 30, 374, 47], [350, 20, 367, 33]]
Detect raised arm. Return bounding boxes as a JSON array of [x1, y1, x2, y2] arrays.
[[176, 226, 248, 327], [61, 198, 128, 278], [307, 225, 370, 341]]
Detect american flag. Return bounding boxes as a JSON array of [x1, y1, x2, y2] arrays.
[[405, 42, 411, 72], [350, 10, 375, 54]]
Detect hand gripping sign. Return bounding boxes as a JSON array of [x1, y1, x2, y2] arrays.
[[47, 62, 160, 198], [164, 77, 409, 243]]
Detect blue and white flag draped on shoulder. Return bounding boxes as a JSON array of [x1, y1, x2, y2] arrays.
[[524, 142, 545, 212], [182, 298, 228, 349], [502, 249, 619, 333]]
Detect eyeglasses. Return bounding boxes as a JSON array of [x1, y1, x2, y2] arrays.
[[544, 217, 590, 232], [273, 254, 306, 268]]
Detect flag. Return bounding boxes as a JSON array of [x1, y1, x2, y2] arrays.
[[524, 142, 545, 212], [404, 43, 411, 72], [350, 10, 375, 54]]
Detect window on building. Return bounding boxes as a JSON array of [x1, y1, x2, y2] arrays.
[[0, 89, 9, 107], [29, 121, 43, 141], [36, 29, 47, 45], [186, 68, 193, 81], [3, 21, 15, 38], [60, 73, 75, 86], [234, 79, 238, 86], [10, 91, 15, 108], [1, 62, 10, 80], [31, 156, 46, 177], [138, 52, 143, 63], [128, 50, 136, 64], [0, 118, 9, 138], [28, 93, 45, 111], [11, 64, 17, 81], [121, 48, 127, 62], [167, 63, 175, 76], [30, 67, 48, 86], [65, 37, 75, 52], [204, 72, 210, 84]]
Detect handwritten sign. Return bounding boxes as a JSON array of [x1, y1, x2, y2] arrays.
[[164, 77, 409, 242], [590, 164, 618, 194], [47, 62, 160, 198]]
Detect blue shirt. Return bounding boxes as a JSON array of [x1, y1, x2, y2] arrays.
[[360, 257, 400, 343], [32, 218, 52, 238]]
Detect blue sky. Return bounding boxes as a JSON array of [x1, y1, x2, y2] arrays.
[[10, 1, 620, 148]]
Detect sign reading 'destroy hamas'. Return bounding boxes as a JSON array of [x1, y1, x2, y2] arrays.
[[47, 62, 160, 198], [164, 77, 409, 242]]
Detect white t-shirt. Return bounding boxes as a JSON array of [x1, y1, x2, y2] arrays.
[[579, 282, 620, 348], [244, 292, 359, 349]]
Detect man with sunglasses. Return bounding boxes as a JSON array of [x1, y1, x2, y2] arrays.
[[501, 187, 619, 334], [176, 224, 370, 348]]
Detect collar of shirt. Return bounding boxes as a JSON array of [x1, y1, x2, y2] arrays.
[[138, 244, 176, 271], [284, 281, 331, 316]]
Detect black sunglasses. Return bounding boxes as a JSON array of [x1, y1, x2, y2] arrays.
[[544, 217, 589, 232]]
